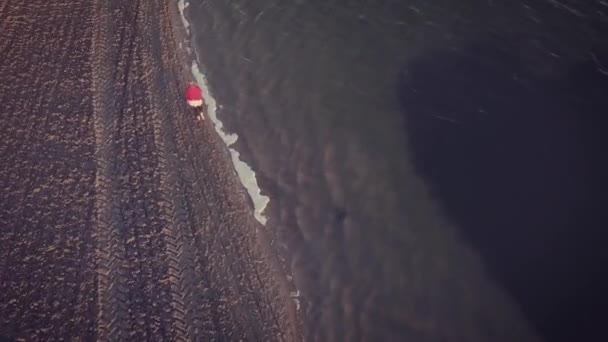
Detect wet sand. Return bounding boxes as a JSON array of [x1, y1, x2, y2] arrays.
[[0, 0, 295, 340]]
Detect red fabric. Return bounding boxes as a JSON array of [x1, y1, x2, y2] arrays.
[[185, 84, 203, 101]]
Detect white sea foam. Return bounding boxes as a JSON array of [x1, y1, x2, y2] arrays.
[[177, 0, 190, 35], [178, 1, 270, 226]]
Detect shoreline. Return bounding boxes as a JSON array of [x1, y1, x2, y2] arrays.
[[176, 0, 270, 227], [169, 1, 303, 340]]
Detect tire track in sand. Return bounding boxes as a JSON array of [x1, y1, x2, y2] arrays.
[[135, 16, 212, 342], [94, 0, 177, 339], [138, 1, 239, 339], [92, 0, 215, 340], [91, 0, 131, 339]]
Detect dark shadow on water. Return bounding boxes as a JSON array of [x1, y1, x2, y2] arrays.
[[398, 41, 608, 341]]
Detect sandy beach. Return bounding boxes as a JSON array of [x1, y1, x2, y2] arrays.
[[0, 0, 296, 340]]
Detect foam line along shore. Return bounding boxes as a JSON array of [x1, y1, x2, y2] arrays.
[[174, 1, 304, 339], [178, 0, 270, 226]]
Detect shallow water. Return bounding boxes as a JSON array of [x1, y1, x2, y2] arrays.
[[183, 0, 608, 340]]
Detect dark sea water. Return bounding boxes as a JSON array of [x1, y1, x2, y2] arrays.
[[184, 0, 608, 340]]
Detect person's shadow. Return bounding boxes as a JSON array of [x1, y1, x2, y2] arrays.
[[398, 42, 608, 341]]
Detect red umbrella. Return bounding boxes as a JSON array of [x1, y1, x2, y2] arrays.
[[186, 83, 203, 107]]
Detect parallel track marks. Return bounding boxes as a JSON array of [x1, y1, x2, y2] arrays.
[[91, 0, 131, 339], [138, 2, 222, 339]]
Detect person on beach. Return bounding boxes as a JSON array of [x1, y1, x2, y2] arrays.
[[185, 82, 205, 121]]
